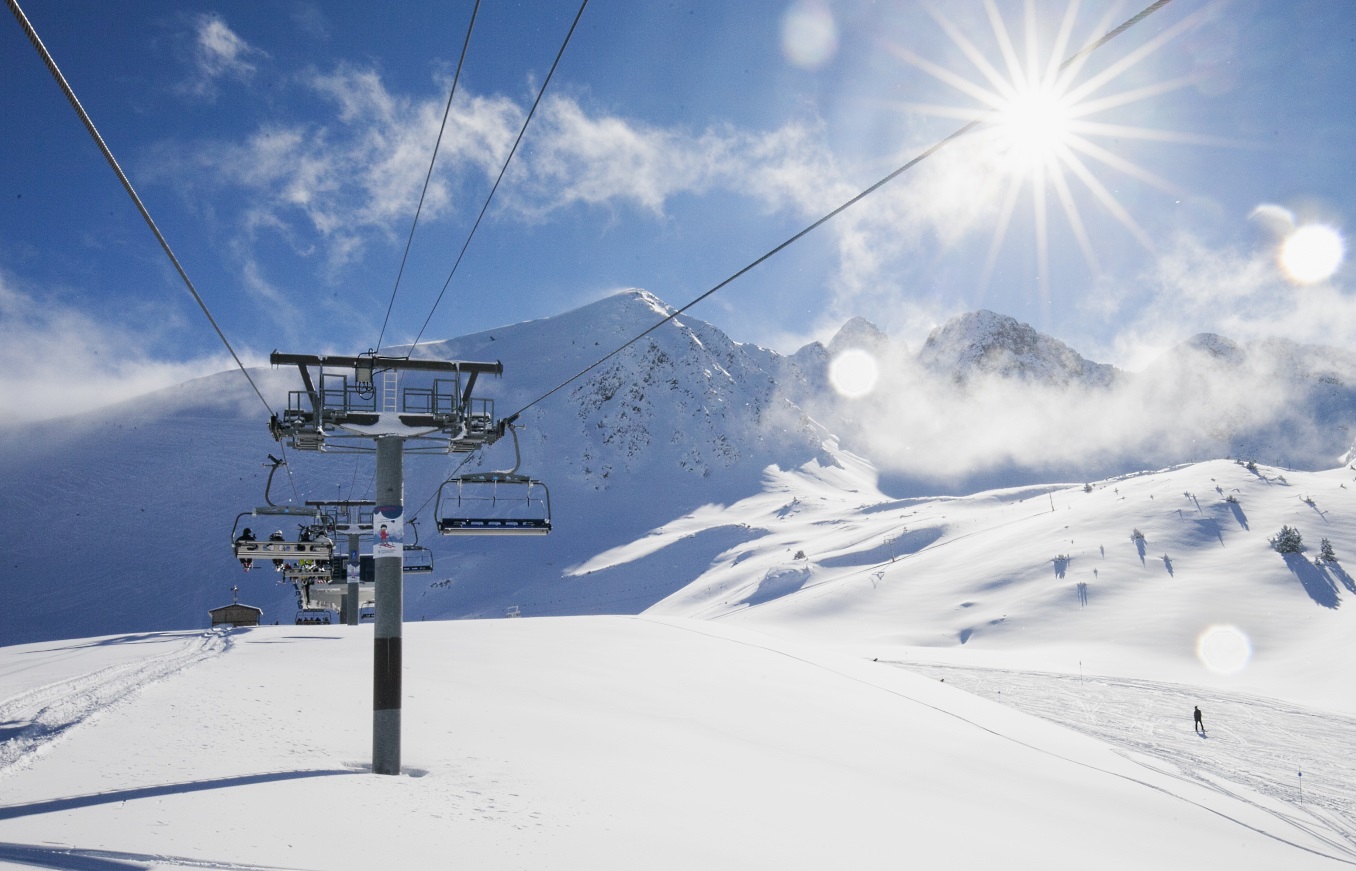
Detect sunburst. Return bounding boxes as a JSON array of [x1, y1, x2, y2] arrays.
[[890, 0, 1220, 299]]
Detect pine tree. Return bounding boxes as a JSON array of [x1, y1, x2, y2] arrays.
[[1321, 538, 1337, 563], [1269, 525, 1304, 554]]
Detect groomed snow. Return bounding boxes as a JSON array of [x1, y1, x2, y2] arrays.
[[1, 617, 1353, 869]]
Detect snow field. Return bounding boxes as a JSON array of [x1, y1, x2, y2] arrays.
[[0, 617, 1352, 869]]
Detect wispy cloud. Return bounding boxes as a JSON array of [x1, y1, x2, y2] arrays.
[[1097, 229, 1356, 371], [0, 273, 252, 424], [176, 13, 267, 100], [152, 44, 1013, 314], [812, 342, 1350, 486]]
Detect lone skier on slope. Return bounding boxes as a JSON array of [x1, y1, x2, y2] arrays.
[[1194, 705, 1205, 735]]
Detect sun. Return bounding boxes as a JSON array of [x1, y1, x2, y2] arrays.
[[890, 1, 1215, 297], [993, 81, 1076, 172]]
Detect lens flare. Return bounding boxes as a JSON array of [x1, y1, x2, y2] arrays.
[[1280, 224, 1344, 284], [781, 0, 838, 70], [829, 348, 879, 399], [1196, 624, 1251, 675]]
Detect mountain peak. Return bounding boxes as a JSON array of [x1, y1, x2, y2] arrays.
[[1183, 332, 1245, 363], [918, 310, 1117, 388], [827, 317, 891, 357]]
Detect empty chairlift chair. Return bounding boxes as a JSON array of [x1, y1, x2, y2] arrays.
[[402, 519, 435, 573], [435, 473, 552, 536]]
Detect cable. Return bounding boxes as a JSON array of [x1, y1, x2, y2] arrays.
[[510, 121, 981, 417], [505, 0, 1176, 420], [404, 0, 590, 355], [278, 443, 303, 505], [374, 0, 482, 355], [408, 447, 479, 526], [1057, 0, 1174, 73], [7, 0, 276, 419]]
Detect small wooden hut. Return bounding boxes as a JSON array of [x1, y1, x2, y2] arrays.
[[210, 586, 262, 628]]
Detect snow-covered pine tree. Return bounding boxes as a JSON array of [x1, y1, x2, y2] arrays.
[[1269, 525, 1304, 554]]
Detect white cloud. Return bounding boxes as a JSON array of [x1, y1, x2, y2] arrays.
[[0, 274, 251, 424], [811, 340, 1343, 485], [795, 221, 1356, 484], [177, 14, 267, 99], [152, 64, 1135, 331], [168, 68, 525, 282], [1106, 231, 1356, 358]]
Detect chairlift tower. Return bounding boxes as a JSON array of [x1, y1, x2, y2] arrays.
[[269, 351, 509, 776], [303, 499, 377, 625]]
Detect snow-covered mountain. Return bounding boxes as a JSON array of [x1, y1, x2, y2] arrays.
[[917, 309, 1119, 387], [1140, 332, 1356, 467], [4, 289, 1356, 649]]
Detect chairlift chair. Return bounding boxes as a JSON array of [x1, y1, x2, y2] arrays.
[[433, 422, 552, 536], [402, 518, 434, 572], [231, 506, 335, 566], [230, 458, 336, 566], [402, 545, 434, 572], [435, 473, 551, 535], [294, 607, 335, 626]]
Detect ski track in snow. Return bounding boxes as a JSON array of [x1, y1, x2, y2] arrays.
[[0, 630, 230, 776], [895, 661, 1356, 860]]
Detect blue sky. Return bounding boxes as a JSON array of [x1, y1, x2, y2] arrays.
[[2, 0, 1355, 421]]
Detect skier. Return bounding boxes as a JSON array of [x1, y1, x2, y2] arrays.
[[269, 529, 286, 571], [235, 527, 256, 571], [1194, 705, 1205, 735]]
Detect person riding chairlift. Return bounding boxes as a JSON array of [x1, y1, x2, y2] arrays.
[[269, 529, 286, 571], [235, 527, 256, 571]]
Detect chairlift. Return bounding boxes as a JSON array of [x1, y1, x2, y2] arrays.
[[230, 457, 335, 569], [231, 510, 335, 568], [402, 547, 434, 572], [282, 561, 333, 582], [434, 424, 551, 536], [402, 519, 434, 573], [291, 573, 355, 613], [294, 607, 336, 626]]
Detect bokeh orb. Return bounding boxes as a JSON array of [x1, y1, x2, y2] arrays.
[[1280, 224, 1344, 284], [829, 348, 879, 399], [781, 0, 838, 70], [1196, 624, 1252, 675]]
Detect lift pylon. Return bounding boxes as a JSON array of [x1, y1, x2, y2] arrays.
[[268, 351, 512, 777]]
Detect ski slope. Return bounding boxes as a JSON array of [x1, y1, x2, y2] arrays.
[[0, 618, 1354, 869], [895, 661, 1356, 856]]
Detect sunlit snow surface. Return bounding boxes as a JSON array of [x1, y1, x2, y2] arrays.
[[0, 617, 1354, 869]]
